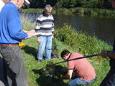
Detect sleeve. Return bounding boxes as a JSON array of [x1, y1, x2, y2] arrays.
[[7, 8, 28, 40], [68, 61, 74, 70]]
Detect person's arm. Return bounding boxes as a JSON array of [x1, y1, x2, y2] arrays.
[[62, 69, 73, 79], [68, 69, 73, 79], [67, 59, 74, 79], [7, 7, 28, 40], [106, 51, 115, 59]]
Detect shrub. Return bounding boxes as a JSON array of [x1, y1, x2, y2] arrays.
[[55, 24, 112, 55]]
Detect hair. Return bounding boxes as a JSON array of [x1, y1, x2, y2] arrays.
[[44, 4, 52, 9], [61, 49, 70, 58], [44, 4, 52, 11]]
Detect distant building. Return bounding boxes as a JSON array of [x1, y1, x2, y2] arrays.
[[112, 0, 115, 8]]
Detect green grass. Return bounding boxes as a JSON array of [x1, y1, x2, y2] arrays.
[[22, 38, 110, 86], [55, 24, 112, 54], [21, 16, 112, 86], [22, 8, 43, 13]]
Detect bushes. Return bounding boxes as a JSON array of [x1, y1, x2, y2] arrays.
[[55, 8, 115, 18], [30, 0, 112, 9], [55, 24, 112, 54], [55, 25, 78, 48]]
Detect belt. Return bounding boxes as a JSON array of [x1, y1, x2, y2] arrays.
[[0, 44, 19, 46]]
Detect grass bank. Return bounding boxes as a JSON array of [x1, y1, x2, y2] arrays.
[[22, 7, 115, 18], [22, 16, 112, 86]]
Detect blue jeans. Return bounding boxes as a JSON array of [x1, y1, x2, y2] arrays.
[[69, 78, 93, 86], [37, 35, 53, 60]]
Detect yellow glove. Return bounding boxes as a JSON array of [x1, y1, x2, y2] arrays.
[[19, 42, 26, 48]]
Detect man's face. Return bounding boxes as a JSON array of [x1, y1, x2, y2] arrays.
[[63, 53, 70, 60], [17, 0, 24, 8], [45, 6, 53, 15], [3, 0, 9, 3]]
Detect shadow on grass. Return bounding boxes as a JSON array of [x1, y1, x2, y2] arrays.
[[32, 64, 68, 86], [22, 45, 38, 60], [22, 45, 59, 60]]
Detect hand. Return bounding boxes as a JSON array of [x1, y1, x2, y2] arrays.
[[101, 50, 115, 59], [52, 32, 55, 38], [37, 37, 41, 43], [100, 51, 111, 58], [62, 73, 70, 79], [26, 30, 38, 38], [52, 35, 54, 39], [37, 39, 40, 44], [27, 30, 35, 38]]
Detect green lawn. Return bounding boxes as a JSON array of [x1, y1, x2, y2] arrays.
[[22, 17, 112, 86], [21, 37, 110, 86]]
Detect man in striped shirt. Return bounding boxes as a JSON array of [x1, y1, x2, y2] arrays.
[[35, 4, 54, 61]]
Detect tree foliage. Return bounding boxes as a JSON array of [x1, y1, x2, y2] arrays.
[[29, 0, 112, 9]]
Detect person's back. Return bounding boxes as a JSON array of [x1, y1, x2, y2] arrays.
[[68, 53, 96, 80]]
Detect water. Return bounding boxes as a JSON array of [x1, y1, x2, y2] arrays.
[[23, 13, 115, 45]]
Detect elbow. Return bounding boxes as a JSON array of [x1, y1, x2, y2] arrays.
[[10, 34, 21, 40], [10, 33, 26, 40]]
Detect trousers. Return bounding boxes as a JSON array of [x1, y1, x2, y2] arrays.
[[37, 35, 53, 60], [0, 45, 28, 86]]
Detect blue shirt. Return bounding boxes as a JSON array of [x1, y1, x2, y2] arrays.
[[0, 2, 28, 44]]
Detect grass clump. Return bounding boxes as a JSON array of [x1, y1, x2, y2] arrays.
[[55, 24, 112, 55]]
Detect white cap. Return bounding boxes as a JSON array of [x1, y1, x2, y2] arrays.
[[24, 0, 30, 5]]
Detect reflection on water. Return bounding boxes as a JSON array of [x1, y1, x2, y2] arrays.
[[23, 13, 115, 45]]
